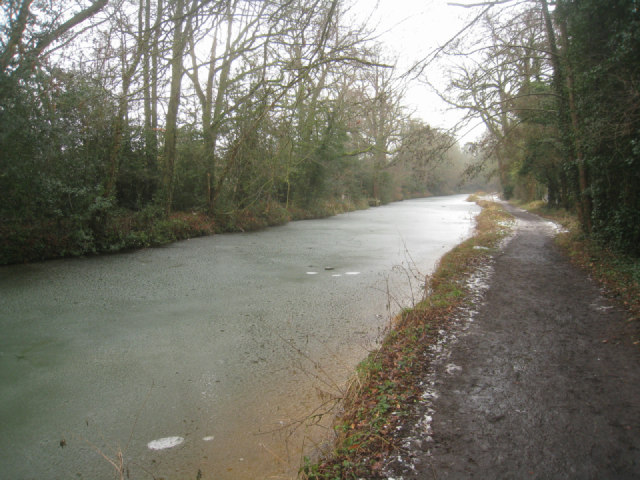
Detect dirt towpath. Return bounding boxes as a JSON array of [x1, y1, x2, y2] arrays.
[[386, 203, 640, 479]]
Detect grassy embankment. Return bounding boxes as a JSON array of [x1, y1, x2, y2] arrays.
[[0, 198, 370, 265], [301, 196, 514, 479], [515, 200, 640, 344]]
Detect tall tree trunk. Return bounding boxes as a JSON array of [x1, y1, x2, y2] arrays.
[[558, 16, 592, 232], [498, 87, 511, 195], [162, 0, 187, 215], [144, 0, 161, 201], [142, 0, 155, 163], [152, 0, 161, 138], [540, 0, 591, 231], [104, 4, 152, 198], [206, 3, 235, 212], [104, 79, 131, 198]]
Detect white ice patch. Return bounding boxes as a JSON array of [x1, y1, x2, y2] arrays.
[[548, 221, 569, 234], [422, 389, 439, 401], [595, 305, 613, 312], [445, 363, 462, 374], [147, 436, 184, 450]]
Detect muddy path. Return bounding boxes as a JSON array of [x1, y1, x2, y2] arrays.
[[387, 203, 640, 479]]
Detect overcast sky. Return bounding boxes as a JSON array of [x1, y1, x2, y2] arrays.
[[347, 0, 484, 142]]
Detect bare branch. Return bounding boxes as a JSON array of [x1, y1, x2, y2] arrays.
[[448, 0, 517, 8]]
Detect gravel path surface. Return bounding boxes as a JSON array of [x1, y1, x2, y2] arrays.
[[386, 203, 640, 479]]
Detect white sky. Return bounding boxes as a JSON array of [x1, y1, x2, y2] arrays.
[[347, 0, 485, 142]]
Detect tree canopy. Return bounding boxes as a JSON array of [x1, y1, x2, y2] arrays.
[[0, 0, 477, 263], [438, 0, 640, 255]]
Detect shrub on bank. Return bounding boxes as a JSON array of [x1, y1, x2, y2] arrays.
[[0, 209, 217, 264], [0, 196, 372, 264]]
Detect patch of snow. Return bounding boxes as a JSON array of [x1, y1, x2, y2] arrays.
[[446, 363, 462, 374], [147, 436, 184, 450], [548, 221, 569, 234]]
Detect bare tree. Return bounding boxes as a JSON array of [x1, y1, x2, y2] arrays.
[[160, 0, 190, 214], [431, 2, 551, 195], [1, 0, 109, 79], [103, 0, 164, 197], [185, 0, 269, 211]]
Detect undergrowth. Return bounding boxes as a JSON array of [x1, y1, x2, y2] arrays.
[[300, 197, 514, 479], [0, 197, 370, 265]]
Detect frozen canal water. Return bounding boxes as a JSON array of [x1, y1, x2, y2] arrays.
[[0, 195, 479, 479]]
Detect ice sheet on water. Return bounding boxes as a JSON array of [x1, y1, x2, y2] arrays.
[[147, 436, 184, 450]]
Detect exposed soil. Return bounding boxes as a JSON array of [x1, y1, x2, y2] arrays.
[[385, 203, 640, 479]]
